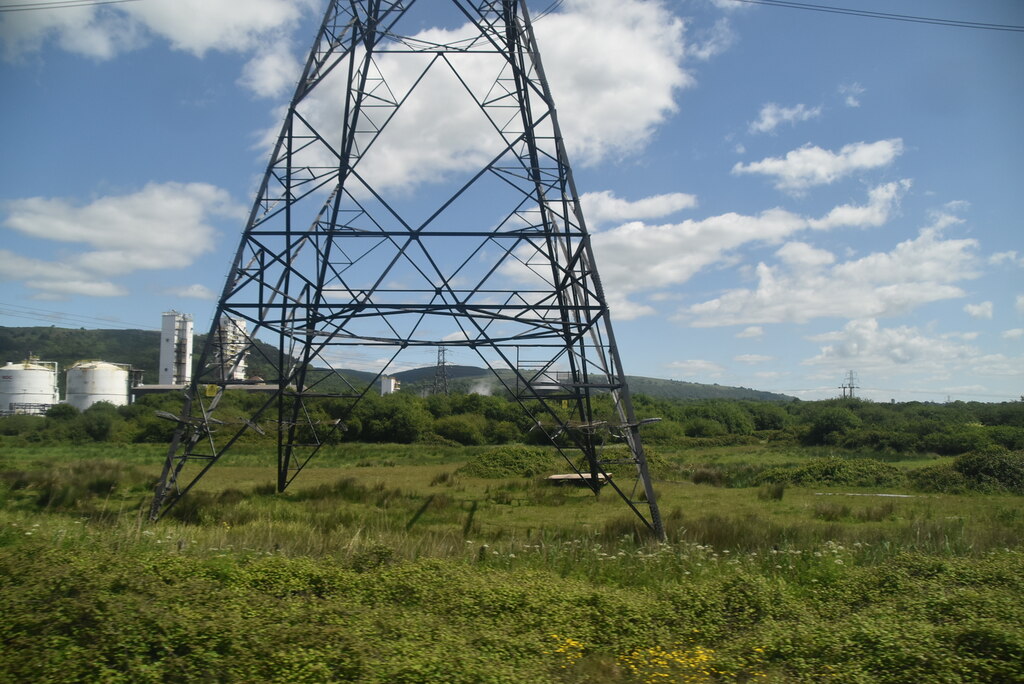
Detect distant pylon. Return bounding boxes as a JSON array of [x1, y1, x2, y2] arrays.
[[150, 0, 664, 540], [432, 345, 450, 396], [840, 370, 858, 399]]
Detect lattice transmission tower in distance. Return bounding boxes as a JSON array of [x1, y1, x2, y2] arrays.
[[150, 0, 665, 540], [433, 345, 450, 396]]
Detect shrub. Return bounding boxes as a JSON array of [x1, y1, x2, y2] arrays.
[[683, 417, 726, 438], [806, 407, 862, 446], [921, 428, 991, 456], [954, 448, 1024, 493], [456, 445, 554, 478], [907, 464, 971, 494], [433, 414, 487, 446], [754, 457, 904, 488]]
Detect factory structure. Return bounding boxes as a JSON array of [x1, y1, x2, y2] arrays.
[[0, 311, 252, 416]]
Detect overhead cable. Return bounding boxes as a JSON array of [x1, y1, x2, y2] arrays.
[[0, 0, 142, 13], [728, 0, 1024, 33]]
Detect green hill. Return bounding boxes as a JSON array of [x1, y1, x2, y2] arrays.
[[0, 326, 793, 402]]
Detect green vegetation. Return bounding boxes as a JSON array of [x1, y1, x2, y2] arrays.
[[2, 395, 1023, 681]]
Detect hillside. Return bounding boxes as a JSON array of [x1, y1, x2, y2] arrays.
[[0, 326, 793, 402]]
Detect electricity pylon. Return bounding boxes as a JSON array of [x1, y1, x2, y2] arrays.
[[433, 345, 450, 396], [151, 0, 665, 540]]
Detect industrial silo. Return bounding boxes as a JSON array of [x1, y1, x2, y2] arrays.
[[66, 361, 130, 411], [0, 359, 59, 415]]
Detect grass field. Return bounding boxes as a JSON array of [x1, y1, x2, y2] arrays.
[[1, 442, 1022, 682]]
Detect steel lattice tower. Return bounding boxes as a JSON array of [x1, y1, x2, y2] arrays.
[[151, 0, 665, 540]]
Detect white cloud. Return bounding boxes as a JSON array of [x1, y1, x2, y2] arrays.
[[736, 326, 763, 338], [808, 180, 911, 230], [1, 183, 241, 297], [238, 40, 301, 99], [735, 354, 773, 363], [683, 224, 980, 327], [580, 190, 697, 228], [1003, 328, 1024, 340], [1, 0, 314, 61], [1017, 295, 1024, 315], [963, 301, 993, 319], [989, 250, 1021, 266], [590, 182, 905, 319], [748, 103, 822, 134], [274, 0, 691, 195], [667, 359, 725, 378], [775, 241, 835, 269], [0, 250, 126, 298], [805, 318, 975, 370], [168, 284, 217, 300], [687, 17, 735, 61], [805, 318, 1022, 384], [838, 82, 865, 107], [732, 139, 904, 193]]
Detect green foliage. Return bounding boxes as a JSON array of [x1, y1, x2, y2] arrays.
[[907, 464, 972, 494], [756, 456, 905, 488], [457, 445, 555, 478], [433, 413, 488, 446], [954, 448, 1024, 493], [806, 406, 862, 445]]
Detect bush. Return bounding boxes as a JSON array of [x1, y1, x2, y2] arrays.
[[755, 457, 904, 488], [954, 448, 1024, 493], [456, 445, 554, 478], [907, 464, 971, 494], [683, 418, 726, 438], [805, 407, 862, 446], [921, 428, 991, 456], [432, 414, 487, 446]]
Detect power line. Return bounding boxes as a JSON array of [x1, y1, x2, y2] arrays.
[[726, 0, 1024, 33], [0, 0, 142, 13], [0, 302, 154, 330]]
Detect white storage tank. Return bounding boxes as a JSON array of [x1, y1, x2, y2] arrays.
[[66, 361, 130, 411], [0, 360, 59, 414]]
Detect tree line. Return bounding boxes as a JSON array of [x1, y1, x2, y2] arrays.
[[2, 391, 1022, 456]]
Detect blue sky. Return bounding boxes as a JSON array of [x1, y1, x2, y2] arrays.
[[1, 0, 1022, 402]]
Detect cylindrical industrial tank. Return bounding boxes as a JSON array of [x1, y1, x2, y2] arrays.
[[65, 361, 129, 411], [0, 360, 59, 413]]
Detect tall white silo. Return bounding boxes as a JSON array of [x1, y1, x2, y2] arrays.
[[0, 360, 59, 414], [66, 361, 130, 411], [159, 311, 193, 386]]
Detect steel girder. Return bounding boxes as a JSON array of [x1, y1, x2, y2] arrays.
[[150, 0, 665, 540]]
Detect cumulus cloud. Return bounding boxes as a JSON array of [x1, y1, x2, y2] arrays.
[[667, 359, 725, 378], [580, 190, 697, 228], [838, 82, 865, 107], [682, 224, 981, 327], [748, 103, 822, 134], [735, 354, 773, 363], [0, 250, 126, 298], [808, 180, 911, 230], [1017, 295, 1024, 315], [687, 17, 735, 61], [964, 302, 993, 320], [1003, 328, 1024, 340], [804, 318, 977, 372], [1, 183, 240, 298], [269, 0, 691, 195], [589, 182, 906, 319], [736, 326, 763, 338], [989, 250, 1021, 266], [238, 40, 301, 99], [1, 0, 314, 62], [732, 139, 904, 193], [167, 284, 218, 300]]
